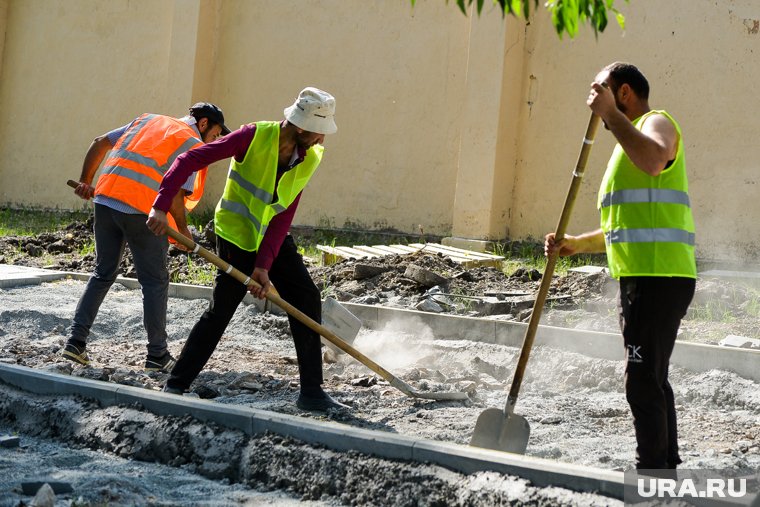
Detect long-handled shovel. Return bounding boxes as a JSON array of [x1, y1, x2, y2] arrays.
[[165, 226, 469, 401], [469, 112, 601, 453], [66, 180, 468, 402]]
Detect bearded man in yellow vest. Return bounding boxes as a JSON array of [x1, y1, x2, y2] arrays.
[[147, 88, 347, 412], [63, 103, 230, 373], [545, 63, 696, 471]]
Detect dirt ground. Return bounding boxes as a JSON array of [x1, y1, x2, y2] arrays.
[[1, 218, 759, 505]]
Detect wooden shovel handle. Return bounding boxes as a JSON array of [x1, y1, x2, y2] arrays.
[[505, 112, 601, 412], [165, 227, 403, 386]]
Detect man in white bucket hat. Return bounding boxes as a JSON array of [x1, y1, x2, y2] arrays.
[[146, 87, 346, 411]]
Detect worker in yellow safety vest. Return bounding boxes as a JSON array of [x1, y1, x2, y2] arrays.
[[146, 88, 347, 412], [545, 62, 696, 471]]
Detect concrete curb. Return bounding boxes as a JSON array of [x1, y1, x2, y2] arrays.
[[343, 303, 760, 382], [0, 266, 275, 313], [2, 266, 757, 381], [0, 363, 624, 500]]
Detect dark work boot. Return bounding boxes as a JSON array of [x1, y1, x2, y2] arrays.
[[296, 387, 349, 412]]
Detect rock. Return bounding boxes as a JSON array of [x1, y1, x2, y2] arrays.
[[353, 264, 388, 280], [457, 381, 477, 394], [0, 435, 20, 448], [47, 240, 70, 254], [470, 297, 512, 316], [352, 294, 380, 305], [323, 348, 339, 364], [239, 382, 263, 392], [517, 308, 533, 322], [735, 440, 751, 453], [21, 481, 73, 495], [203, 219, 216, 243], [351, 376, 377, 387], [30, 483, 56, 507], [193, 385, 220, 399], [404, 264, 448, 288], [539, 416, 563, 425], [414, 299, 444, 313], [25, 243, 43, 257]]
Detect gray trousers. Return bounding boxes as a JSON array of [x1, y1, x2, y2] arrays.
[[70, 204, 169, 357]]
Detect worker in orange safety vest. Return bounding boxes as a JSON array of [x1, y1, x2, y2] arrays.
[[63, 103, 230, 372]]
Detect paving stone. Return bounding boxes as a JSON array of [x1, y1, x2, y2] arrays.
[[719, 335, 760, 349]]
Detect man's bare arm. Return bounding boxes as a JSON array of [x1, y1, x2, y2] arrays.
[[587, 82, 678, 177], [75, 135, 114, 199], [605, 110, 678, 176]]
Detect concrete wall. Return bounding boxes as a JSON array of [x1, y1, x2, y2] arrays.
[[0, 0, 758, 263]]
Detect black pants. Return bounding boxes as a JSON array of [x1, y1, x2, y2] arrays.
[[167, 235, 323, 392], [618, 276, 695, 470]]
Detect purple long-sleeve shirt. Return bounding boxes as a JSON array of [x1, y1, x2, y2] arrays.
[[153, 123, 306, 271]]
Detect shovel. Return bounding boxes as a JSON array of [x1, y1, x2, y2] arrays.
[[68, 177, 468, 402], [166, 226, 469, 401], [469, 112, 601, 453]]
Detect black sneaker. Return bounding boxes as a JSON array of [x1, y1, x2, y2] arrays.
[[162, 384, 184, 395], [145, 352, 176, 373], [62, 342, 90, 366], [296, 389, 349, 412]]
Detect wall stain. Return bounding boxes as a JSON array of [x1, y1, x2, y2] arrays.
[[743, 18, 759, 35]]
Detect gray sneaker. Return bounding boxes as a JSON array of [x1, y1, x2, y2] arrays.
[[145, 353, 176, 373]]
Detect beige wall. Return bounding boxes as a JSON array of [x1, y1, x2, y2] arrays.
[[501, 0, 760, 263], [0, 0, 758, 263]]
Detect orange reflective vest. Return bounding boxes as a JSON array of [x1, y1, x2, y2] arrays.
[[94, 114, 207, 229]]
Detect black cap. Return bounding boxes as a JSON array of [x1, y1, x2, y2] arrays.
[[189, 102, 231, 135]]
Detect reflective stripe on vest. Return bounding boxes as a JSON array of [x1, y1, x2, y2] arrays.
[[597, 110, 696, 279], [214, 121, 322, 252], [600, 188, 690, 208], [605, 228, 696, 246], [94, 114, 207, 227]]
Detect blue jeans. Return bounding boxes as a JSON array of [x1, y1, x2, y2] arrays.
[[70, 204, 169, 357]]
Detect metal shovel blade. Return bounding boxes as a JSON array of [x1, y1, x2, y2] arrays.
[[320, 297, 362, 353], [469, 407, 531, 454]]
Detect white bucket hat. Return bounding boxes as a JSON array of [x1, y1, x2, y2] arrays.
[[283, 87, 337, 135]]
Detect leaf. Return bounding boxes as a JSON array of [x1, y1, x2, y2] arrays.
[[477, 0, 485, 14]]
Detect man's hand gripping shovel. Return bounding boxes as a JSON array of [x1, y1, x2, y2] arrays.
[[469, 112, 601, 453]]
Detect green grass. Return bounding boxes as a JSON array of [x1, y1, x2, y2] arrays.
[[170, 254, 217, 285], [491, 240, 606, 277], [0, 207, 608, 282], [0, 207, 90, 236]]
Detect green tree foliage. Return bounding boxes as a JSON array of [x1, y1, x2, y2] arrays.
[[412, 0, 628, 39]]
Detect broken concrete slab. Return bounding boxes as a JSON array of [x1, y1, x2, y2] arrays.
[[719, 335, 760, 349], [404, 264, 448, 288]]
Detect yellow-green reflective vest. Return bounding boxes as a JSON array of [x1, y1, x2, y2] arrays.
[[598, 110, 696, 279], [214, 121, 322, 252]]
